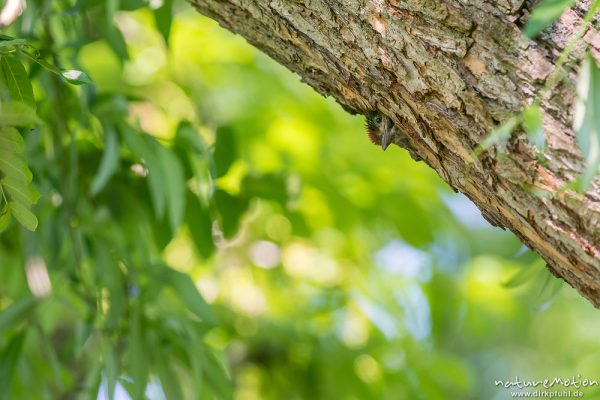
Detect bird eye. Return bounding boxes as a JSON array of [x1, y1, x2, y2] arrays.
[[375, 116, 382, 124]]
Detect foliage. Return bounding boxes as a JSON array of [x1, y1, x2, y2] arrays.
[[0, 1, 600, 400]]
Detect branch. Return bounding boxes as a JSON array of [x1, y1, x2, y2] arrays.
[[189, 0, 600, 307]]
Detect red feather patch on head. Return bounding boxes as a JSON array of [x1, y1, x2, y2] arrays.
[[367, 130, 378, 145]]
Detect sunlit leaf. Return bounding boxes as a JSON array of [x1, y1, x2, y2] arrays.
[[0, 125, 23, 151], [0, 127, 38, 231], [61, 69, 93, 85], [8, 201, 37, 231], [2, 175, 38, 207], [524, 0, 575, 38], [0, 102, 40, 126], [0, 147, 32, 183]]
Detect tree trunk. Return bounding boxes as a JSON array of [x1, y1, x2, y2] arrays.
[[189, 0, 600, 307]]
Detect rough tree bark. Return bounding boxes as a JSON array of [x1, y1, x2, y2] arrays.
[[189, 0, 600, 307]]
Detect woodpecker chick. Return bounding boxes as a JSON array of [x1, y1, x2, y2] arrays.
[[366, 112, 395, 151], [365, 112, 422, 161]]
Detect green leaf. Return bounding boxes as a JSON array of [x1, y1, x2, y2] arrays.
[[186, 191, 215, 259], [0, 330, 27, 396], [0, 55, 35, 107], [143, 144, 168, 219], [503, 262, 541, 289], [573, 54, 600, 190], [102, 24, 129, 62], [101, 338, 118, 400], [242, 173, 288, 204], [0, 102, 40, 126], [175, 122, 206, 154], [214, 189, 248, 238], [128, 305, 148, 400], [90, 125, 120, 196], [8, 201, 38, 231], [163, 266, 217, 326], [522, 101, 545, 151], [61, 69, 93, 85], [18, 50, 61, 75], [0, 296, 37, 333], [155, 351, 183, 400], [94, 245, 125, 330], [120, 0, 148, 10], [524, 0, 575, 38], [106, 0, 120, 27], [178, 320, 207, 395], [100, 0, 130, 62], [157, 145, 185, 233], [153, 0, 174, 45], [0, 126, 23, 152], [0, 39, 29, 49], [473, 117, 519, 157], [0, 127, 38, 231], [81, 361, 103, 400], [92, 95, 129, 120], [200, 345, 233, 400], [0, 150, 33, 183], [2, 175, 38, 207], [535, 269, 564, 311], [176, 121, 217, 181], [214, 126, 236, 179], [0, 209, 10, 233], [120, 125, 167, 218]]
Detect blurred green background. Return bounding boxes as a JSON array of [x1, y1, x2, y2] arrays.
[[1, 1, 600, 399]]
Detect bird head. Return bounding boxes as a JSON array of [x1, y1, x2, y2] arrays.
[[366, 112, 393, 151]]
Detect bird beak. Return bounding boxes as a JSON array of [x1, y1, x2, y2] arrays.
[[381, 128, 392, 151]]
